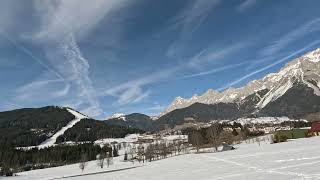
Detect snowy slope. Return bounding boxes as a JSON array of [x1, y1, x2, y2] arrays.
[[13, 136, 320, 180], [107, 113, 126, 121], [37, 108, 87, 148], [13, 154, 139, 180]]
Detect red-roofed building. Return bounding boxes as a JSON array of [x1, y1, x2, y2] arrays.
[[309, 122, 320, 136]]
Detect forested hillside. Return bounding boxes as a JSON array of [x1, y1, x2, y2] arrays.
[[106, 113, 155, 131], [56, 118, 144, 143], [0, 106, 75, 147]]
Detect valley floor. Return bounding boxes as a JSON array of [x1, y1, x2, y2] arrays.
[[11, 136, 320, 180]]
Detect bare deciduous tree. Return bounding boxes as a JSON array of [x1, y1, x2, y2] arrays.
[[219, 131, 234, 145], [145, 144, 155, 162], [190, 129, 202, 152], [79, 153, 88, 172], [137, 144, 145, 163], [106, 152, 113, 167], [97, 152, 106, 168], [255, 137, 261, 146], [128, 145, 136, 164], [206, 123, 222, 152]]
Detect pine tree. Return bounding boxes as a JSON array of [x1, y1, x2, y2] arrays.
[[124, 152, 128, 161], [113, 146, 119, 157]]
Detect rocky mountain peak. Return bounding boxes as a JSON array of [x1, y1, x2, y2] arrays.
[[162, 48, 320, 116], [302, 48, 320, 62]]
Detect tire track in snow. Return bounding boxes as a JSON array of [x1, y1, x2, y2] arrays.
[[50, 166, 143, 180], [271, 160, 320, 171], [227, 147, 311, 159], [275, 155, 320, 163], [200, 154, 320, 179]]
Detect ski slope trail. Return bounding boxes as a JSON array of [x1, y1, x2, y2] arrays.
[[38, 108, 87, 148]]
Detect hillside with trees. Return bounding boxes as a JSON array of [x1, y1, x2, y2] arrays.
[[0, 106, 75, 147], [106, 113, 155, 131], [56, 118, 144, 143]]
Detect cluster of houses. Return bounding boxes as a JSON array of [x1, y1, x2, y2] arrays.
[[158, 116, 320, 144], [149, 118, 320, 145], [99, 116, 320, 147], [273, 122, 320, 143]]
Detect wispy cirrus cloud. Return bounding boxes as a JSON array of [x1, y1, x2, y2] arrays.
[[119, 88, 150, 106], [15, 77, 69, 101], [11, 0, 133, 117], [245, 18, 320, 71], [180, 61, 249, 79], [174, 0, 221, 37], [102, 44, 251, 106], [33, 0, 130, 42], [217, 18, 320, 91], [3, 0, 252, 116], [0, 30, 65, 81], [0, 1, 32, 38], [2, 35, 71, 103], [259, 18, 320, 57], [102, 68, 178, 106], [2, 102, 23, 110], [144, 104, 167, 115], [17, 79, 64, 93], [116, 86, 150, 106], [39, 33, 103, 116], [167, 0, 221, 58], [237, 0, 257, 12], [218, 40, 320, 91], [188, 41, 251, 67], [0, 0, 134, 116]]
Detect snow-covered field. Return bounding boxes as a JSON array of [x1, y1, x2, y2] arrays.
[[94, 134, 139, 146], [10, 136, 320, 180]]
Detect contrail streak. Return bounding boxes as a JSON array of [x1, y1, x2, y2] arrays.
[[180, 61, 249, 79], [218, 40, 320, 91], [0, 30, 65, 81]]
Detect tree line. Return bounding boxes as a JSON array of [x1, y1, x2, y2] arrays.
[[0, 143, 120, 176], [56, 118, 144, 143], [188, 123, 245, 152], [121, 139, 189, 164]]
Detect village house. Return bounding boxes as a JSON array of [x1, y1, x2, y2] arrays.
[[308, 122, 320, 136]]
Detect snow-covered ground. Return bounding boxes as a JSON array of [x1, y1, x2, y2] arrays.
[[37, 108, 87, 149], [162, 135, 187, 141], [11, 136, 320, 180], [231, 116, 307, 125], [95, 134, 139, 147], [95, 134, 188, 147]]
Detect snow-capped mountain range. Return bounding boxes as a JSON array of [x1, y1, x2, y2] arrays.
[[163, 48, 320, 115]]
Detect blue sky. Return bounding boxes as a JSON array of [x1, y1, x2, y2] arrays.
[[1, 0, 320, 118]]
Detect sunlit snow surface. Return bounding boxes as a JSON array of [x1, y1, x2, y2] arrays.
[[12, 136, 320, 180]]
